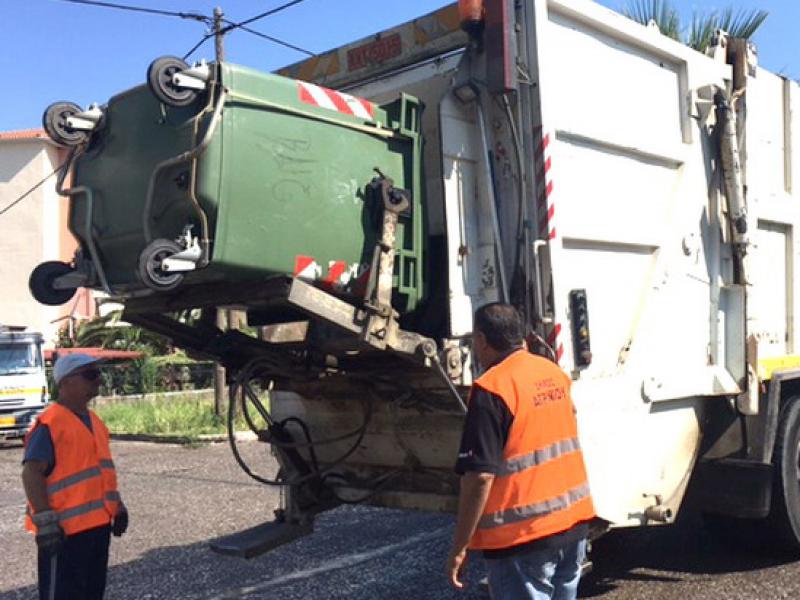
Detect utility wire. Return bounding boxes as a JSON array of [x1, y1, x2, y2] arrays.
[[0, 161, 67, 218], [220, 0, 308, 33], [183, 33, 215, 61], [59, 0, 314, 61], [223, 20, 314, 56], [56, 0, 211, 22]]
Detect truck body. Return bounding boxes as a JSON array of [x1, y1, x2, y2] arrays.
[[0, 327, 48, 441], [31, 0, 800, 555]]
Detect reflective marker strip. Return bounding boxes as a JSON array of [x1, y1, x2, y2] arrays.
[[105, 491, 121, 502], [497, 437, 581, 477], [57, 499, 107, 522], [478, 483, 591, 530], [100, 459, 115, 469], [47, 467, 102, 495], [297, 81, 374, 120]]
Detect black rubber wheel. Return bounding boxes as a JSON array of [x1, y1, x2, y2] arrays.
[[765, 397, 800, 552], [138, 239, 184, 292], [147, 56, 198, 107], [42, 102, 89, 147], [29, 261, 77, 306], [704, 397, 800, 555]]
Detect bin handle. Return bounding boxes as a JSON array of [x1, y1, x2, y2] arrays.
[[67, 185, 114, 296], [143, 87, 228, 245]]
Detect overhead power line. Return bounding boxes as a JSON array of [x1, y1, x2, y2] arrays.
[[221, 0, 308, 33], [57, 0, 211, 22], [183, 33, 215, 61], [223, 20, 315, 56], [0, 161, 67, 218]]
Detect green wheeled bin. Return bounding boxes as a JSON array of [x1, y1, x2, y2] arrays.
[[31, 57, 426, 315]]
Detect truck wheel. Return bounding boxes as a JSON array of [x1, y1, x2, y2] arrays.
[[138, 239, 184, 292], [702, 399, 800, 555], [29, 261, 77, 306], [147, 56, 198, 107], [766, 397, 800, 552], [42, 102, 88, 147]]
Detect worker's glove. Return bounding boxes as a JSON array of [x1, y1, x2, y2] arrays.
[[112, 508, 128, 537], [32, 510, 64, 555]]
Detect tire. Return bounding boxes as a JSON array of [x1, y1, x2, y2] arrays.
[[765, 397, 800, 552], [147, 56, 198, 107], [701, 399, 800, 556], [138, 239, 184, 292], [42, 102, 89, 147], [29, 261, 77, 306]]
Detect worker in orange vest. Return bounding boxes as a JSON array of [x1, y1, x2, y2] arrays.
[[21, 353, 128, 600], [446, 303, 595, 599]]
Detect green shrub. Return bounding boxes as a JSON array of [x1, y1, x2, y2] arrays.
[[95, 394, 268, 437]]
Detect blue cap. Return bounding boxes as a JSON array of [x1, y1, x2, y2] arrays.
[[53, 353, 102, 385]]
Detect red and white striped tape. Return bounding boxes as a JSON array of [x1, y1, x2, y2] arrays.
[[533, 126, 563, 364], [297, 81, 374, 120], [534, 127, 556, 242], [293, 255, 371, 295]]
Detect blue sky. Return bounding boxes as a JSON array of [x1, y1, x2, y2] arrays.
[[3, 0, 798, 132]]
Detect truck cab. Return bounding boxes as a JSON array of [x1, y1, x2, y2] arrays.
[[0, 327, 47, 441]]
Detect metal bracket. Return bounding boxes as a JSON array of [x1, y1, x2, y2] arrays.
[[65, 104, 104, 132], [173, 60, 211, 91], [286, 278, 431, 359], [360, 173, 411, 350], [162, 227, 203, 273]]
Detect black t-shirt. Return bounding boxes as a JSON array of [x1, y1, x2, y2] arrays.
[[455, 378, 589, 557]]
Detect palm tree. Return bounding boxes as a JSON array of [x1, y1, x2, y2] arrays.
[[623, 0, 767, 53], [58, 310, 171, 355]]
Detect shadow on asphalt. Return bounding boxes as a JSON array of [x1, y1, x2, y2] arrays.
[[0, 441, 24, 451], [0, 506, 490, 600], [581, 511, 797, 597], [3, 502, 795, 599]]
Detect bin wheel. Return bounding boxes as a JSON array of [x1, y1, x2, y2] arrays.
[[147, 56, 198, 107], [29, 261, 77, 306], [42, 102, 89, 147], [139, 239, 184, 292]]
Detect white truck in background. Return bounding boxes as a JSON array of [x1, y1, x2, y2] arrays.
[[0, 326, 48, 441]]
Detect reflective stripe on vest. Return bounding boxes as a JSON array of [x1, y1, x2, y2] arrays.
[[46, 466, 102, 495], [468, 350, 595, 550], [478, 483, 591, 529], [497, 437, 581, 476], [58, 499, 108, 522]]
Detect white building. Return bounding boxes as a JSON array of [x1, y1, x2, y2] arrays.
[[0, 129, 95, 346]]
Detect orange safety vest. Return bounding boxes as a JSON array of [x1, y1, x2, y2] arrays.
[[24, 403, 120, 536], [468, 350, 595, 550]]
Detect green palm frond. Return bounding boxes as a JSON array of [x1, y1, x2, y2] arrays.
[[623, 0, 681, 41], [716, 7, 768, 39], [688, 12, 721, 52], [623, 1, 767, 53]]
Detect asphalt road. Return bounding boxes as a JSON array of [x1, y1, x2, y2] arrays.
[[1, 440, 799, 599]]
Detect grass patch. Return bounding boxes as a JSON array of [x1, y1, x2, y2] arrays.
[[94, 394, 268, 438]]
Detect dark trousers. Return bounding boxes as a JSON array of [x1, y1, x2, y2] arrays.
[[38, 525, 111, 600]]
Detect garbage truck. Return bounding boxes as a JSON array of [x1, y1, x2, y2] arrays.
[[29, 0, 800, 556], [0, 326, 48, 441]]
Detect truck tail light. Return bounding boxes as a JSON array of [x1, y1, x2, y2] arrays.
[[459, 0, 485, 35], [569, 289, 592, 368]]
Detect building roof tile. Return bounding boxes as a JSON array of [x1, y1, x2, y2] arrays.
[[0, 128, 48, 141]]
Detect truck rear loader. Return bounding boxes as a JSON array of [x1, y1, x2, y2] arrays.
[[29, 0, 800, 557]]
